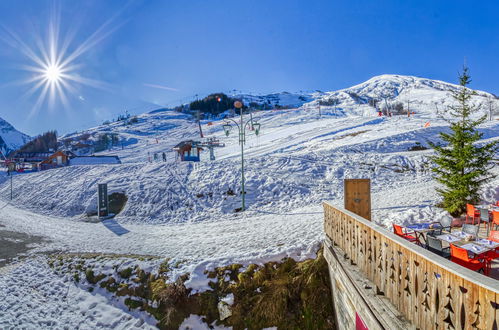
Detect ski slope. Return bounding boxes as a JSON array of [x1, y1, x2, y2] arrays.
[[1, 74, 498, 328]]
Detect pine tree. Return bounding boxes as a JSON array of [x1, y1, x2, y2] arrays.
[[429, 67, 498, 216]]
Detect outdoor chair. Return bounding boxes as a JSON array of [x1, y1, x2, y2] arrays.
[[488, 230, 499, 243], [466, 204, 480, 225], [392, 224, 418, 243], [450, 244, 487, 274], [462, 224, 479, 237], [485, 231, 499, 268], [492, 211, 499, 231], [426, 235, 450, 259], [479, 208, 491, 233], [429, 216, 453, 236]]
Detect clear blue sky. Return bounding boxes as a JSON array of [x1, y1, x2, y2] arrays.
[[0, 0, 497, 136]]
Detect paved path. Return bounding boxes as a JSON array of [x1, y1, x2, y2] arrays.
[[0, 224, 46, 267]]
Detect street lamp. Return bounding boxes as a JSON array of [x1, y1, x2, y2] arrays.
[[223, 100, 261, 211]]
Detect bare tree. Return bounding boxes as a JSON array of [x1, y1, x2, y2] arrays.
[[485, 96, 498, 121]]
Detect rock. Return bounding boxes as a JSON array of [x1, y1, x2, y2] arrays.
[[217, 301, 232, 321]]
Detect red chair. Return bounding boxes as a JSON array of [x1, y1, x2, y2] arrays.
[[466, 204, 480, 225], [492, 211, 499, 231], [489, 230, 499, 243], [486, 231, 499, 258], [484, 231, 499, 273], [393, 224, 418, 243], [450, 244, 488, 274]]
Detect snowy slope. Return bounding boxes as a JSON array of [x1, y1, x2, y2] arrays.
[[305, 74, 499, 118], [1, 74, 498, 224], [0, 117, 31, 156], [1, 74, 499, 329]]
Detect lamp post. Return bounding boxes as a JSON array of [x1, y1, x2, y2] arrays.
[[223, 101, 261, 211]]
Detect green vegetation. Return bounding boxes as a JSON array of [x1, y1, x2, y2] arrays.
[[189, 93, 243, 115], [14, 130, 57, 154], [51, 248, 334, 329], [94, 133, 120, 152], [429, 67, 498, 216]]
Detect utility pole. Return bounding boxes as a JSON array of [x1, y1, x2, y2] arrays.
[[239, 105, 245, 210], [407, 100, 410, 117], [8, 169, 12, 200], [196, 110, 204, 138]]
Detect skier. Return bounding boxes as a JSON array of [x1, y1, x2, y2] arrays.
[[162, 152, 166, 162]]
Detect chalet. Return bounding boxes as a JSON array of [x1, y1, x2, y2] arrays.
[[39, 150, 73, 170], [9, 151, 52, 163], [69, 155, 121, 165], [173, 140, 203, 162]]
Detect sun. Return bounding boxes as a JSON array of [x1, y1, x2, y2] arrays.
[[44, 63, 62, 83], [0, 2, 121, 116]]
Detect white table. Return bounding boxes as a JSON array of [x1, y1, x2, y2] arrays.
[[436, 234, 461, 243]]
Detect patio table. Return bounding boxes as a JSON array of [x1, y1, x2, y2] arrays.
[[452, 231, 470, 239], [458, 243, 492, 255], [406, 223, 436, 245], [436, 234, 461, 243], [474, 238, 499, 249]]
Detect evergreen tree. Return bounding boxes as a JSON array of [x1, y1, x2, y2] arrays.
[[429, 67, 498, 216]]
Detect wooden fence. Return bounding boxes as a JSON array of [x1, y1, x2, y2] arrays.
[[324, 202, 499, 329]]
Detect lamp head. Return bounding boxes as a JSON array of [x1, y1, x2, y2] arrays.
[[223, 123, 231, 136], [253, 122, 261, 136]]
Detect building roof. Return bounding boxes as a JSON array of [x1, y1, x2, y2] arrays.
[[69, 155, 121, 165]]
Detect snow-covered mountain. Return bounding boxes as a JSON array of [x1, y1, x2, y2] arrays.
[[306, 74, 498, 117], [0, 117, 31, 156], [230, 74, 498, 118]]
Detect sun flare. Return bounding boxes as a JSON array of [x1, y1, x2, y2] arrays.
[[44, 63, 62, 83], [0, 3, 119, 116]]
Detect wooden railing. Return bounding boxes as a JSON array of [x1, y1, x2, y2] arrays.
[[324, 202, 499, 330]]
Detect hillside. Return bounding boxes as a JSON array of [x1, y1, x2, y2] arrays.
[[0, 74, 498, 329], [0, 117, 31, 156], [1, 74, 498, 225]]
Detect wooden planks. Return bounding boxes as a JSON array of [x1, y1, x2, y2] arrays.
[[344, 179, 371, 221], [323, 202, 499, 330]]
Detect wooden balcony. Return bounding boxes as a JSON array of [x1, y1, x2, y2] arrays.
[[324, 202, 499, 329]]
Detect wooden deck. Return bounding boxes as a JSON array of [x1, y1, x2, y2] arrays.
[[413, 222, 499, 279], [324, 203, 499, 330]]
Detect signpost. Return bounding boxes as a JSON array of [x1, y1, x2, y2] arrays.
[[344, 179, 371, 221], [98, 183, 109, 218]]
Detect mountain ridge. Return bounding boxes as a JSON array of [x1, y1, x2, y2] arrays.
[[0, 117, 31, 157]]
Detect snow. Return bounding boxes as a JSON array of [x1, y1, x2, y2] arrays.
[[0, 117, 31, 155], [69, 156, 121, 165], [0, 257, 157, 329], [220, 293, 234, 306], [179, 314, 231, 330], [0, 74, 498, 328]]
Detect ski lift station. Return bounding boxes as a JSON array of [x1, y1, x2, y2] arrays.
[[173, 138, 225, 162], [173, 140, 203, 162]]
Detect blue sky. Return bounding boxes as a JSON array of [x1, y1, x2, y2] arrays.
[[0, 0, 497, 136]]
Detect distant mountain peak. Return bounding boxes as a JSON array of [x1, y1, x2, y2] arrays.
[[0, 117, 31, 156]]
